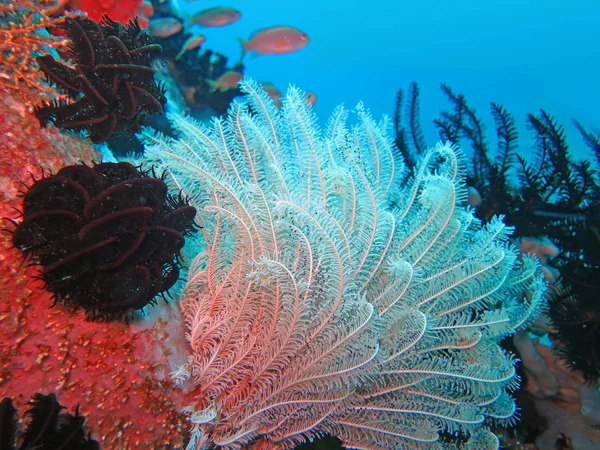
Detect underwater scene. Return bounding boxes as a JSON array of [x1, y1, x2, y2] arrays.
[[0, 0, 599, 449]]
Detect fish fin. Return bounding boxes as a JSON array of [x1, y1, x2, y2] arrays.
[[237, 37, 250, 61], [182, 14, 195, 29]]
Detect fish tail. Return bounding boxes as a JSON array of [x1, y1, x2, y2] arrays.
[[237, 37, 250, 61], [182, 14, 194, 29], [207, 79, 216, 92]]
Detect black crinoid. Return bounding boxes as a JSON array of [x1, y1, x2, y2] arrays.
[[33, 15, 167, 144], [392, 81, 600, 382], [10, 161, 197, 320], [0, 393, 99, 450], [152, 26, 245, 115]]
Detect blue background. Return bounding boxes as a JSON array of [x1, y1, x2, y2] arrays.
[[174, 0, 599, 159]]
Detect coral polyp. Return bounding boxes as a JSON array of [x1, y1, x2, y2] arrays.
[[11, 161, 197, 319]]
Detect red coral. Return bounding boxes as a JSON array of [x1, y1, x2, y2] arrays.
[[62, 0, 151, 27], [0, 88, 190, 450]]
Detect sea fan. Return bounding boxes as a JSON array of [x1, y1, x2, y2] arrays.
[[144, 79, 547, 450]]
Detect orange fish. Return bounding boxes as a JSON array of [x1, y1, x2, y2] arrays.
[[175, 34, 206, 60], [210, 71, 243, 92], [141, 1, 154, 18], [238, 26, 309, 59], [148, 17, 182, 37], [306, 92, 317, 106], [188, 7, 241, 27], [260, 81, 283, 108]]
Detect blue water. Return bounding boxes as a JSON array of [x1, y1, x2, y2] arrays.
[[179, 0, 599, 159]]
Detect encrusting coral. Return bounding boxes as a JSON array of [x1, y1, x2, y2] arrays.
[[145, 79, 547, 450], [0, 85, 189, 450]]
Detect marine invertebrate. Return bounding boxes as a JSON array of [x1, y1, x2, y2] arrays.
[[157, 28, 245, 115], [0, 393, 100, 449], [102, 27, 243, 156], [0, 94, 189, 449], [393, 83, 600, 449], [34, 16, 166, 143], [145, 79, 546, 449], [0, 0, 73, 101], [10, 161, 197, 319], [394, 83, 600, 382]]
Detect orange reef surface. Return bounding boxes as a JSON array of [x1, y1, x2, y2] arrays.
[[0, 89, 189, 449]]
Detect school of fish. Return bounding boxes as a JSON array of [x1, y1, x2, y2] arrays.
[[146, 3, 314, 103]]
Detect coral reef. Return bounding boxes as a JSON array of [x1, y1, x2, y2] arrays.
[[10, 161, 197, 320], [145, 80, 546, 449], [56, 0, 149, 27], [0, 87, 188, 450], [514, 331, 600, 450], [34, 16, 167, 143]]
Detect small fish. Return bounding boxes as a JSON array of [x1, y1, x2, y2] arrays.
[[261, 81, 283, 108], [238, 26, 309, 60], [142, 1, 154, 18], [467, 186, 482, 208], [306, 91, 317, 106], [175, 34, 206, 60], [148, 17, 182, 37], [188, 7, 241, 27], [209, 71, 243, 92]]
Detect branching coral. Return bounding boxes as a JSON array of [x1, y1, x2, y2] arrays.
[[145, 79, 546, 450], [0, 0, 74, 101]]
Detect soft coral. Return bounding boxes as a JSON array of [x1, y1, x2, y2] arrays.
[[60, 0, 152, 28]]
